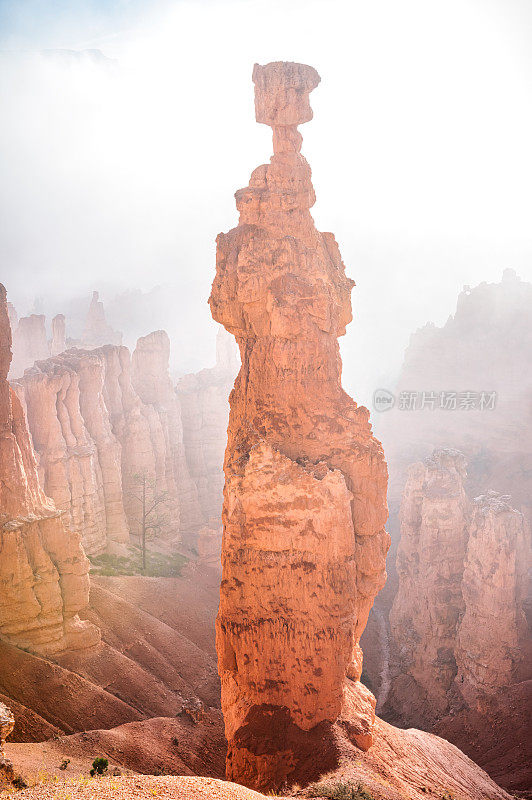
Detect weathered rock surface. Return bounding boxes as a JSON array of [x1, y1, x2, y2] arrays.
[[0, 703, 14, 756], [0, 701, 16, 790], [0, 284, 99, 655], [455, 490, 531, 705], [387, 449, 531, 729], [210, 61, 389, 791], [176, 326, 238, 527], [14, 334, 203, 554], [80, 291, 122, 349]]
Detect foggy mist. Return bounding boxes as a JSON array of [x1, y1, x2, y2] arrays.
[[1, 0, 531, 401]]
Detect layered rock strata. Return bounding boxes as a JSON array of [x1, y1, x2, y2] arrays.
[[14, 334, 202, 554], [210, 62, 389, 790], [0, 284, 99, 655], [388, 449, 531, 726], [15, 349, 129, 555]]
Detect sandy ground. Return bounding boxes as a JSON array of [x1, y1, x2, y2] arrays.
[[1, 775, 287, 800]]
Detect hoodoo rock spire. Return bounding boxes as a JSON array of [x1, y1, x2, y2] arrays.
[[209, 61, 390, 791]]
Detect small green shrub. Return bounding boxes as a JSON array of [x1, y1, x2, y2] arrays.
[[307, 780, 374, 800], [59, 759, 70, 770], [90, 757, 109, 777]]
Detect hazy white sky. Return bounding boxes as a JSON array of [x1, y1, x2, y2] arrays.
[[1, 0, 531, 400]]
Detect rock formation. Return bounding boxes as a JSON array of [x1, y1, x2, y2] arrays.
[[50, 314, 66, 356], [176, 326, 239, 527], [81, 291, 122, 349], [209, 61, 389, 791], [14, 349, 129, 555], [387, 449, 531, 727], [0, 703, 14, 757], [9, 314, 49, 379], [6, 303, 17, 334], [14, 334, 203, 554], [131, 330, 200, 531], [455, 491, 531, 706], [388, 449, 470, 723], [0, 702, 15, 789], [0, 284, 99, 655]]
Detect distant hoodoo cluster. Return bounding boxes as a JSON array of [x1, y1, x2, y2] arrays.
[[388, 448, 531, 725], [210, 62, 389, 790]]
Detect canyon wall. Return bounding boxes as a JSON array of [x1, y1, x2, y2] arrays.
[[387, 449, 531, 727], [13, 333, 204, 555], [0, 284, 99, 655], [130, 330, 201, 533], [210, 61, 389, 791], [176, 326, 238, 529], [377, 269, 532, 527], [455, 491, 531, 706]]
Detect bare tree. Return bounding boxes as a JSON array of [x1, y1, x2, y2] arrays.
[[127, 472, 169, 572]]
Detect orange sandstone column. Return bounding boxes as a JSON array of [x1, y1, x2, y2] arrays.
[[209, 62, 389, 791]]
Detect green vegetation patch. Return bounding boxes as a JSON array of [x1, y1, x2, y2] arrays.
[[89, 549, 187, 577], [90, 757, 108, 777]]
